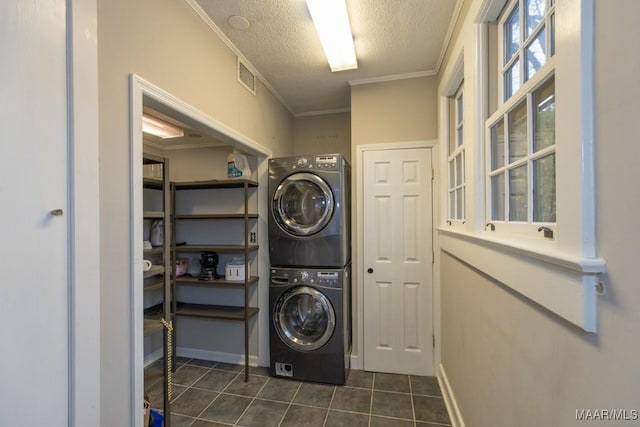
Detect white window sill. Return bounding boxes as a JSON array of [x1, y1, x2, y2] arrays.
[[437, 228, 606, 332]]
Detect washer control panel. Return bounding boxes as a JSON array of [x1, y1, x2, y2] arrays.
[[271, 268, 343, 287]]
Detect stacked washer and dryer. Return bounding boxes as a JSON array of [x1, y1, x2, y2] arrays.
[[268, 154, 351, 385]]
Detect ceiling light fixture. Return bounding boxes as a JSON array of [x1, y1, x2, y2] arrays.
[[306, 0, 358, 72], [142, 113, 184, 139]]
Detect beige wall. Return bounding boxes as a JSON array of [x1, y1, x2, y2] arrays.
[[438, 1, 640, 426], [351, 77, 438, 146], [98, 0, 293, 424], [293, 113, 351, 164], [350, 76, 439, 359]]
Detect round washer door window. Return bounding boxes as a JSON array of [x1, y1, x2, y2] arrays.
[[273, 173, 334, 236], [274, 286, 336, 351]]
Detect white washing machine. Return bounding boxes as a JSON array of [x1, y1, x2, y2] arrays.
[[268, 154, 350, 268]]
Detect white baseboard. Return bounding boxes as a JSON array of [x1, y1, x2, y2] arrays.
[[176, 346, 262, 367], [438, 363, 465, 427], [144, 348, 164, 368], [350, 353, 362, 370]]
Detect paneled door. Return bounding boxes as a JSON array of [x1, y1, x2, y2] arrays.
[[363, 147, 434, 375], [0, 0, 70, 424]]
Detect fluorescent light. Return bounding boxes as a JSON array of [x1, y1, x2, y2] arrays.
[[142, 113, 184, 139], [306, 0, 358, 72]]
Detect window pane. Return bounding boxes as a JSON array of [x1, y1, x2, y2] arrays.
[[457, 92, 464, 125], [457, 127, 463, 149], [449, 191, 455, 219], [449, 159, 455, 190], [533, 154, 556, 222], [491, 174, 505, 221], [456, 189, 464, 220], [533, 77, 555, 152], [525, 29, 546, 81], [526, 0, 545, 36], [550, 12, 555, 56], [509, 165, 528, 221], [504, 59, 520, 100], [505, 6, 520, 63], [491, 120, 505, 170], [448, 97, 456, 154], [508, 102, 528, 162], [460, 187, 466, 219], [455, 153, 463, 186]]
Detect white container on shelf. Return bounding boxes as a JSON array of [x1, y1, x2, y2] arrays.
[[227, 152, 251, 179], [225, 257, 245, 281]]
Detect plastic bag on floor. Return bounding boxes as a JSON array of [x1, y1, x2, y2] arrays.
[[149, 409, 164, 427]]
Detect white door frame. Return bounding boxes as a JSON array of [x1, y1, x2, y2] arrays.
[[354, 140, 437, 372], [68, 1, 101, 424], [129, 75, 272, 426]]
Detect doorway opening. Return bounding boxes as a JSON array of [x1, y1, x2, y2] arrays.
[[129, 74, 271, 426]]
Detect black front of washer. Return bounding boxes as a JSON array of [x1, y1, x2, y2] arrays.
[[269, 266, 351, 385]]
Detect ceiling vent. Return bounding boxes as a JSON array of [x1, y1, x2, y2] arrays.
[[237, 58, 256, 95]]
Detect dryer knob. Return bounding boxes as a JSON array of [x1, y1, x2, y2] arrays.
[[300, 271, 309, 281], [297, 157, 308, 167]]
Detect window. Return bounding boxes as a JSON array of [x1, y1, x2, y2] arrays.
[[488, 0, 556, 227], [448, 84, 465, 221]]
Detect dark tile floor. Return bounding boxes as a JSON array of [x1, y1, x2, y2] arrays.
[[145, 357, 451, 427]]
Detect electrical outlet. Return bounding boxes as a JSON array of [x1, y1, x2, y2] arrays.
[[250, 232, 256, 243]]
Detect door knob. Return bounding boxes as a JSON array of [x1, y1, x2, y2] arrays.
[[367, 268, 374, 274], [50, 209, 64, 216]]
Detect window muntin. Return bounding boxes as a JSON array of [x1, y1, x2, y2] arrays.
[[448, 84, 465, 221], [501, 0, 555, 102]]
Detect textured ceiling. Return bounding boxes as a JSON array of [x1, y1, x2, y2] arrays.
[[192, 0, 461, 116]]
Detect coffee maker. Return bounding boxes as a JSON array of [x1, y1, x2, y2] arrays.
[[198, 251, 220, 281]]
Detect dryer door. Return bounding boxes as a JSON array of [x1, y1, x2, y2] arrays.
[[274, 286, 336, 351], [273, 172, 334, 236]]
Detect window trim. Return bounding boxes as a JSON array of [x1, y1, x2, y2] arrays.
[[435, 0, 605, 333]]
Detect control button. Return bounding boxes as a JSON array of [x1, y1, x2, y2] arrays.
[[293, 278, 298, 283], [300, 271, 309, 281]]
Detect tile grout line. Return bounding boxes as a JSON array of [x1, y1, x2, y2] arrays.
[[277, 379, 303, 427], [321, 384, 338, 427], [189, 367, 243, 425], [232, 372, 271, 426], [408, 375, 417, 427], [368, 372, 375, 427]]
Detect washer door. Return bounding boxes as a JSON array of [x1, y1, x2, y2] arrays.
[[273, 172, 334, 236], [274, 286, 336, 351]]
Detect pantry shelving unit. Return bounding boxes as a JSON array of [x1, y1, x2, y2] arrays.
[[171, 179, 259, 382], [142, 153, 172, 423]]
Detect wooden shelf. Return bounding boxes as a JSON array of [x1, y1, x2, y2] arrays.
[[175, 302, 259, 321], [144, 277, 163, 292], [174, 213, 258, 220], [144, 247, 164, 255], [144, 210, 165, 219], [144, 265, 165, 279], [174, 179, 258, 190], [175, 244, 259, 254], [175, 275, 259, 288], [143, 178, 163, 190], [143, 304, 164, 336]]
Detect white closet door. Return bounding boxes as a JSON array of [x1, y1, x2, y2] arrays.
[[0, 0, 70, 425], [363, 147, 434, 376]]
